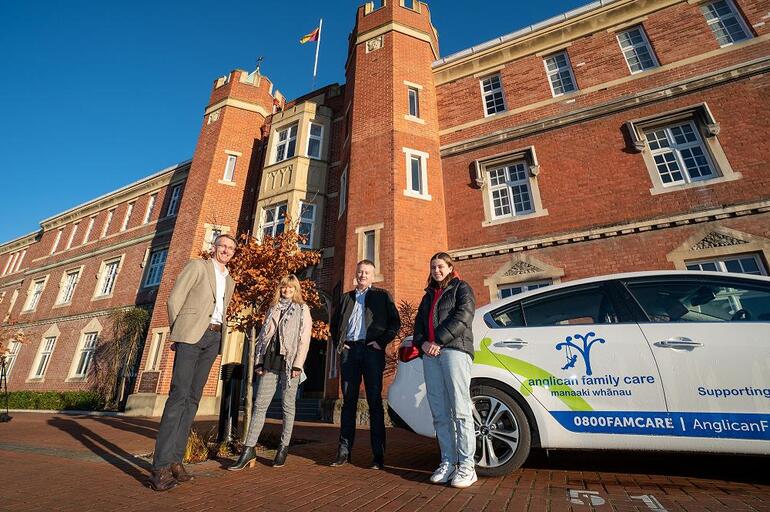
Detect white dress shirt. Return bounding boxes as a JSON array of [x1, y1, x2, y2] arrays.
[[211, 261, 228, 325]]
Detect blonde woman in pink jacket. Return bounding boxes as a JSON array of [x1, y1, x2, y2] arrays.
[[229, 274, 312, 469]]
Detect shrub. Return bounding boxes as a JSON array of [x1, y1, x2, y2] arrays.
[[6, 391, 105, 411]]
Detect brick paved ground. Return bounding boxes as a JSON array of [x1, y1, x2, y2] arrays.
[[1, 412, 768, 512]]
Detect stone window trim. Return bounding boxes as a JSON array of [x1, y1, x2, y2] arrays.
[[615, 25, 659, 75], [306, 122, 325, 160], [142, 194, 158, 224], [543, 51, 578, 97], [83, 215, 97, 242], [141, 245, 171, 289], [165, 184, 183, 217], [666, 226, 770, 272], [338, 166, 348, 219], [120, 202, 135, 232], [21, 275, 50, 314], [697, 0, 752, 47], [483, 254, 564, 303], [625, 103, 741, 195], [219, 150, 241, 184], [474, 146, 548, 227], [355, 223, 385, 283], [27, 324, 59, 382], [53, 265, 85, 307], [101, 208, 116, 237], [145, 327, 170, 371], [66, 318, 103, 381], [91, 254, 125, 301], [479, 73, 507, 117], [402, 147, 431, 201], [201, 224, 231, 253], [50, 228, 64, 255], [65, 222, 80, 250], [298, 201, 318, 249]]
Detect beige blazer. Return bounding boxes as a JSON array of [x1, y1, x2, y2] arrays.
[[168, 258, 235, 344]]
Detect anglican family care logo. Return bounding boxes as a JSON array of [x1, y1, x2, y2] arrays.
[[555, 331, 606, 376]]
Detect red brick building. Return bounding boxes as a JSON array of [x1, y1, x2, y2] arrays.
[[2, 0, 768, 416]]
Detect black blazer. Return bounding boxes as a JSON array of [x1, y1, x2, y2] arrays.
[[331, 286, 401, 350]]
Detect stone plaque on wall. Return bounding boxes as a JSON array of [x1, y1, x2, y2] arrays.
[[137, 371, 160, 393], [366, 35, 384, 53]]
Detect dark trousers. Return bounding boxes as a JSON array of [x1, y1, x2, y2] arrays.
[[153, 330, 220, 469], [339, 342, 386, 461]]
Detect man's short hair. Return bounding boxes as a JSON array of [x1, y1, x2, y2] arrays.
[[357, 259, 375, 269], [214, 233, 237, 247]]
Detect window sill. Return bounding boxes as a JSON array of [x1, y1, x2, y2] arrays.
[[483, 110, 507, 119], [65, 376, 88, 383], [403, 190, 432, 201], [404, 115, 426, 125], [26, 377, 45, 383], [52, 302, 72, 309], [649, 172, 742, 195], [91, 294, 115, 302], [217, 179, 237, 187], [482, 208, 549, 227]]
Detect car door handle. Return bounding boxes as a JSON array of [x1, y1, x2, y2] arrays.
[[494, 338, 528, 348], [654, 337, 702, 349]]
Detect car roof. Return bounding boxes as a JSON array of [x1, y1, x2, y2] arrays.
[[476, 269, 770, 314]]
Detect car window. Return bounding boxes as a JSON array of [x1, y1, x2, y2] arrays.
[[489, 303, 524, 328], [521, 285, 618, 327], [625, 278, 770, 323]]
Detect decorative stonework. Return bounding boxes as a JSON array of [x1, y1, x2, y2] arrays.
[[366, 36, 384, 53], [207, 109, 221, 124], [691, 232, 747, 250], [483, 255, 564, 303], [502, 260, 543, 276]]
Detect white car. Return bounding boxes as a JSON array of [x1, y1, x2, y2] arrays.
[[388, 270, 770, 476]]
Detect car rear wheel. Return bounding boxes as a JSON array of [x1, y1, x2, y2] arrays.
[[472, 384, 531, 476]]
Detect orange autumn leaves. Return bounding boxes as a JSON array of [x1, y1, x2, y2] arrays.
[[216, 226, 330, 340]]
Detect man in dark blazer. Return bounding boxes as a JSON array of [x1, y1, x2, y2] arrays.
[[147, 234, 236, 491], [330, 259, 400, 469]]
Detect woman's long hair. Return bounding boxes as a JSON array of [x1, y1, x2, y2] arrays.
[[270, 274, 306, 306], [426, 252, 458, 289]]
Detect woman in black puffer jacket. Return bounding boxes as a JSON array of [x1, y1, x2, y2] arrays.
[[412, 252, 477, 488]]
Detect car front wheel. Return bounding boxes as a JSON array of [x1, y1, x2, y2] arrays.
[[472, 384, 531, 476]]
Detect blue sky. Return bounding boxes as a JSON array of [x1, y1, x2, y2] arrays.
[[0, 0, 587, 243]]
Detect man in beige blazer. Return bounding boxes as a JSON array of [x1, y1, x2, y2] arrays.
[[148, 234, 236, 491]]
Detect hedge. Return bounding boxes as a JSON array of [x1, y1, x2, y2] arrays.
[[4, 391, 105, 411]]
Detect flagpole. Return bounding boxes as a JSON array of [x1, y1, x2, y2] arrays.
[[312, 18, 323, 88]]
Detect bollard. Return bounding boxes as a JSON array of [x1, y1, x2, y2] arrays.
[[217, 363, 243, 443]]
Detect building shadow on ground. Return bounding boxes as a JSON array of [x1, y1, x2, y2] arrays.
[[48, 417, 152, 484], [90, 416, 160, 440]]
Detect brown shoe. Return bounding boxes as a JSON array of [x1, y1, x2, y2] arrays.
[[170, 462, 194, 482], [147, 467, 179, 492]]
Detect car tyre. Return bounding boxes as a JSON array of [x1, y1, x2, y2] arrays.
[[471, 384, 531, 476]]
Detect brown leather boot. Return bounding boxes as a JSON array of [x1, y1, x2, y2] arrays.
[[170, 462, 194, 482], [147, 466, 179, 491]]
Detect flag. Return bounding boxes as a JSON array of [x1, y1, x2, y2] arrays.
[[300, 27, 320, 44]]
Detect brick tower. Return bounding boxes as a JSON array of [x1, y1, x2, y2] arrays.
[[127, 69, 281, 415], [338, 0, 448, 304]]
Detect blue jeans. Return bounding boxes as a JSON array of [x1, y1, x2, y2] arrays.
[[422, 348, 475, 469]]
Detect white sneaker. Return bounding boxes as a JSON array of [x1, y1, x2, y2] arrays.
[[451, 465, 478, 488], [429, 462, 456, 484]]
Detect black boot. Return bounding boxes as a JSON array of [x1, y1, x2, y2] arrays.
[[228, 446, 257, 471], [330, 447, 351, 467], [273, 445, 288, 467]]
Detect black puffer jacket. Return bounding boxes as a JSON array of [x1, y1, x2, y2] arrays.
[[413, 277, 476, 359]]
